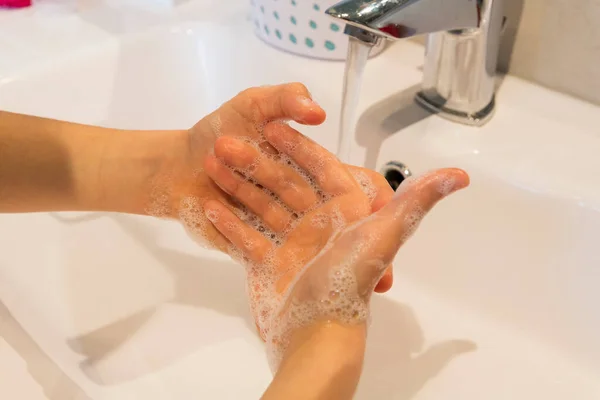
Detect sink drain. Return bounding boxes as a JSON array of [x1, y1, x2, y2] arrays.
[[380, 161, 412, 191]]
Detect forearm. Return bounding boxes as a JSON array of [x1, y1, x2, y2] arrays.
[[262, 322, 366, 400], [0, 111, 187, 214]]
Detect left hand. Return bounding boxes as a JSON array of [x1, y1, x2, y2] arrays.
[[149, 83, 394, 291], [201, 121, 394, 338]]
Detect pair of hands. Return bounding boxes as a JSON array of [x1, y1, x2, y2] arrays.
[[155, 83, 396, 293], [157, 83, 469, 365]]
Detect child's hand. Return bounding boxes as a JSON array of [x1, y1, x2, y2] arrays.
[[150, 83, 324, 245], [154, 84, 395, 291], [201, 117, 469, 366], [265, 167, 469, 368], [201, 121, 402, 338]]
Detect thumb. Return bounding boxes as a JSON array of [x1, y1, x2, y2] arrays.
[[350, 168, 470, 293]]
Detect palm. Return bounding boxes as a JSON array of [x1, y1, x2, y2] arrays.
[[266, 169, 470, 365], [201, 118, 397, 337]]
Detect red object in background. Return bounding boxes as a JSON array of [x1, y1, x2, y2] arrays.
[[0, 0, 32, 8]]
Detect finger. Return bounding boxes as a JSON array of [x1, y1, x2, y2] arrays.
[[350, 168, 469, 293], [214, 136, 319, 211], [374, 168, 469, 251], [204, 200, 273, 263], [374, 265, 393, 293], [229, 83, 326, 126], [384, 168, 470, 216], [286, 193, 372, 262], [345, 166, 396, 293], [263, 121, 359, 195], [204, 155, 293, 232], [347, 165, 395, 212], [177, 196, 232, 253]]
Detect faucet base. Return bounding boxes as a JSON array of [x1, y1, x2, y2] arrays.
[[415, 91, 496, 127]]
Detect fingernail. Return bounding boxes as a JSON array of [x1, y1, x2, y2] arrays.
[[221, 137, 244, 153], [297, 95, 318, 109], [205, 208, 219, 223]]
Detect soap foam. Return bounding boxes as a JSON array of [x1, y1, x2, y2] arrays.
[[145, 174, 174, 219], [350, 169, 377, 203], [210, 114, 222, 137], [144, 118, 382, 373], [437, 175, 457, 196], [401, 203, 425, 242], [178, 196, 211, 248], [265, 260, 370, 371]]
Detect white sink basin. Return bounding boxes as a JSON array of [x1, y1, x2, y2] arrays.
[[1, 8, 599, 400]]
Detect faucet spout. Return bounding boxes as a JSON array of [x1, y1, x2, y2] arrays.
[[326, 0, 504, 127], [325, 0, 481, 40]]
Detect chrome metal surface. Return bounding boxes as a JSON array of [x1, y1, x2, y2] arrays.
[[343, 25, 383, 46], [380, 161, 413, 191], [380, 161, 412, 179], [325, 0, 481, 39], [326, 0, 504, 126]]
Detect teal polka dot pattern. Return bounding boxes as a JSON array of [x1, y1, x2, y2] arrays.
[[250, 0, 384, 59]]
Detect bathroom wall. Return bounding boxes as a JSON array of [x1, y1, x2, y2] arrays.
[[501, 0, 600, 105], [412, 0, 600, 105]]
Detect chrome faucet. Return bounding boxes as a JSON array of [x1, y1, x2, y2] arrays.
[[326, 0, 504, 126]]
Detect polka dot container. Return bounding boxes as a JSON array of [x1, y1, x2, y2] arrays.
[[251, 0, 385, 60]]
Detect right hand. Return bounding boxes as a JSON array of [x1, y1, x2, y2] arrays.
[[201, 118, 469, 364], [268, 167, 468, 368], [201, 120, 394, 336]]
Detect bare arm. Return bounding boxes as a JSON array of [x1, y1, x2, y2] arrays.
[[262, 322, 367, 400], [0, 111, 186, 214]]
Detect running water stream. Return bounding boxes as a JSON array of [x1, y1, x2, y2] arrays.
[[337, 36, 374, 164]]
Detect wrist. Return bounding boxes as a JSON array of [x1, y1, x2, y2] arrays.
[[282, 321, 366, 371], [263, 321, 366, 400], [93, 128, 190, 216]]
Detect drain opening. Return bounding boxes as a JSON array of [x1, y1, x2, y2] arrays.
[[380, 161, 412, 192]]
